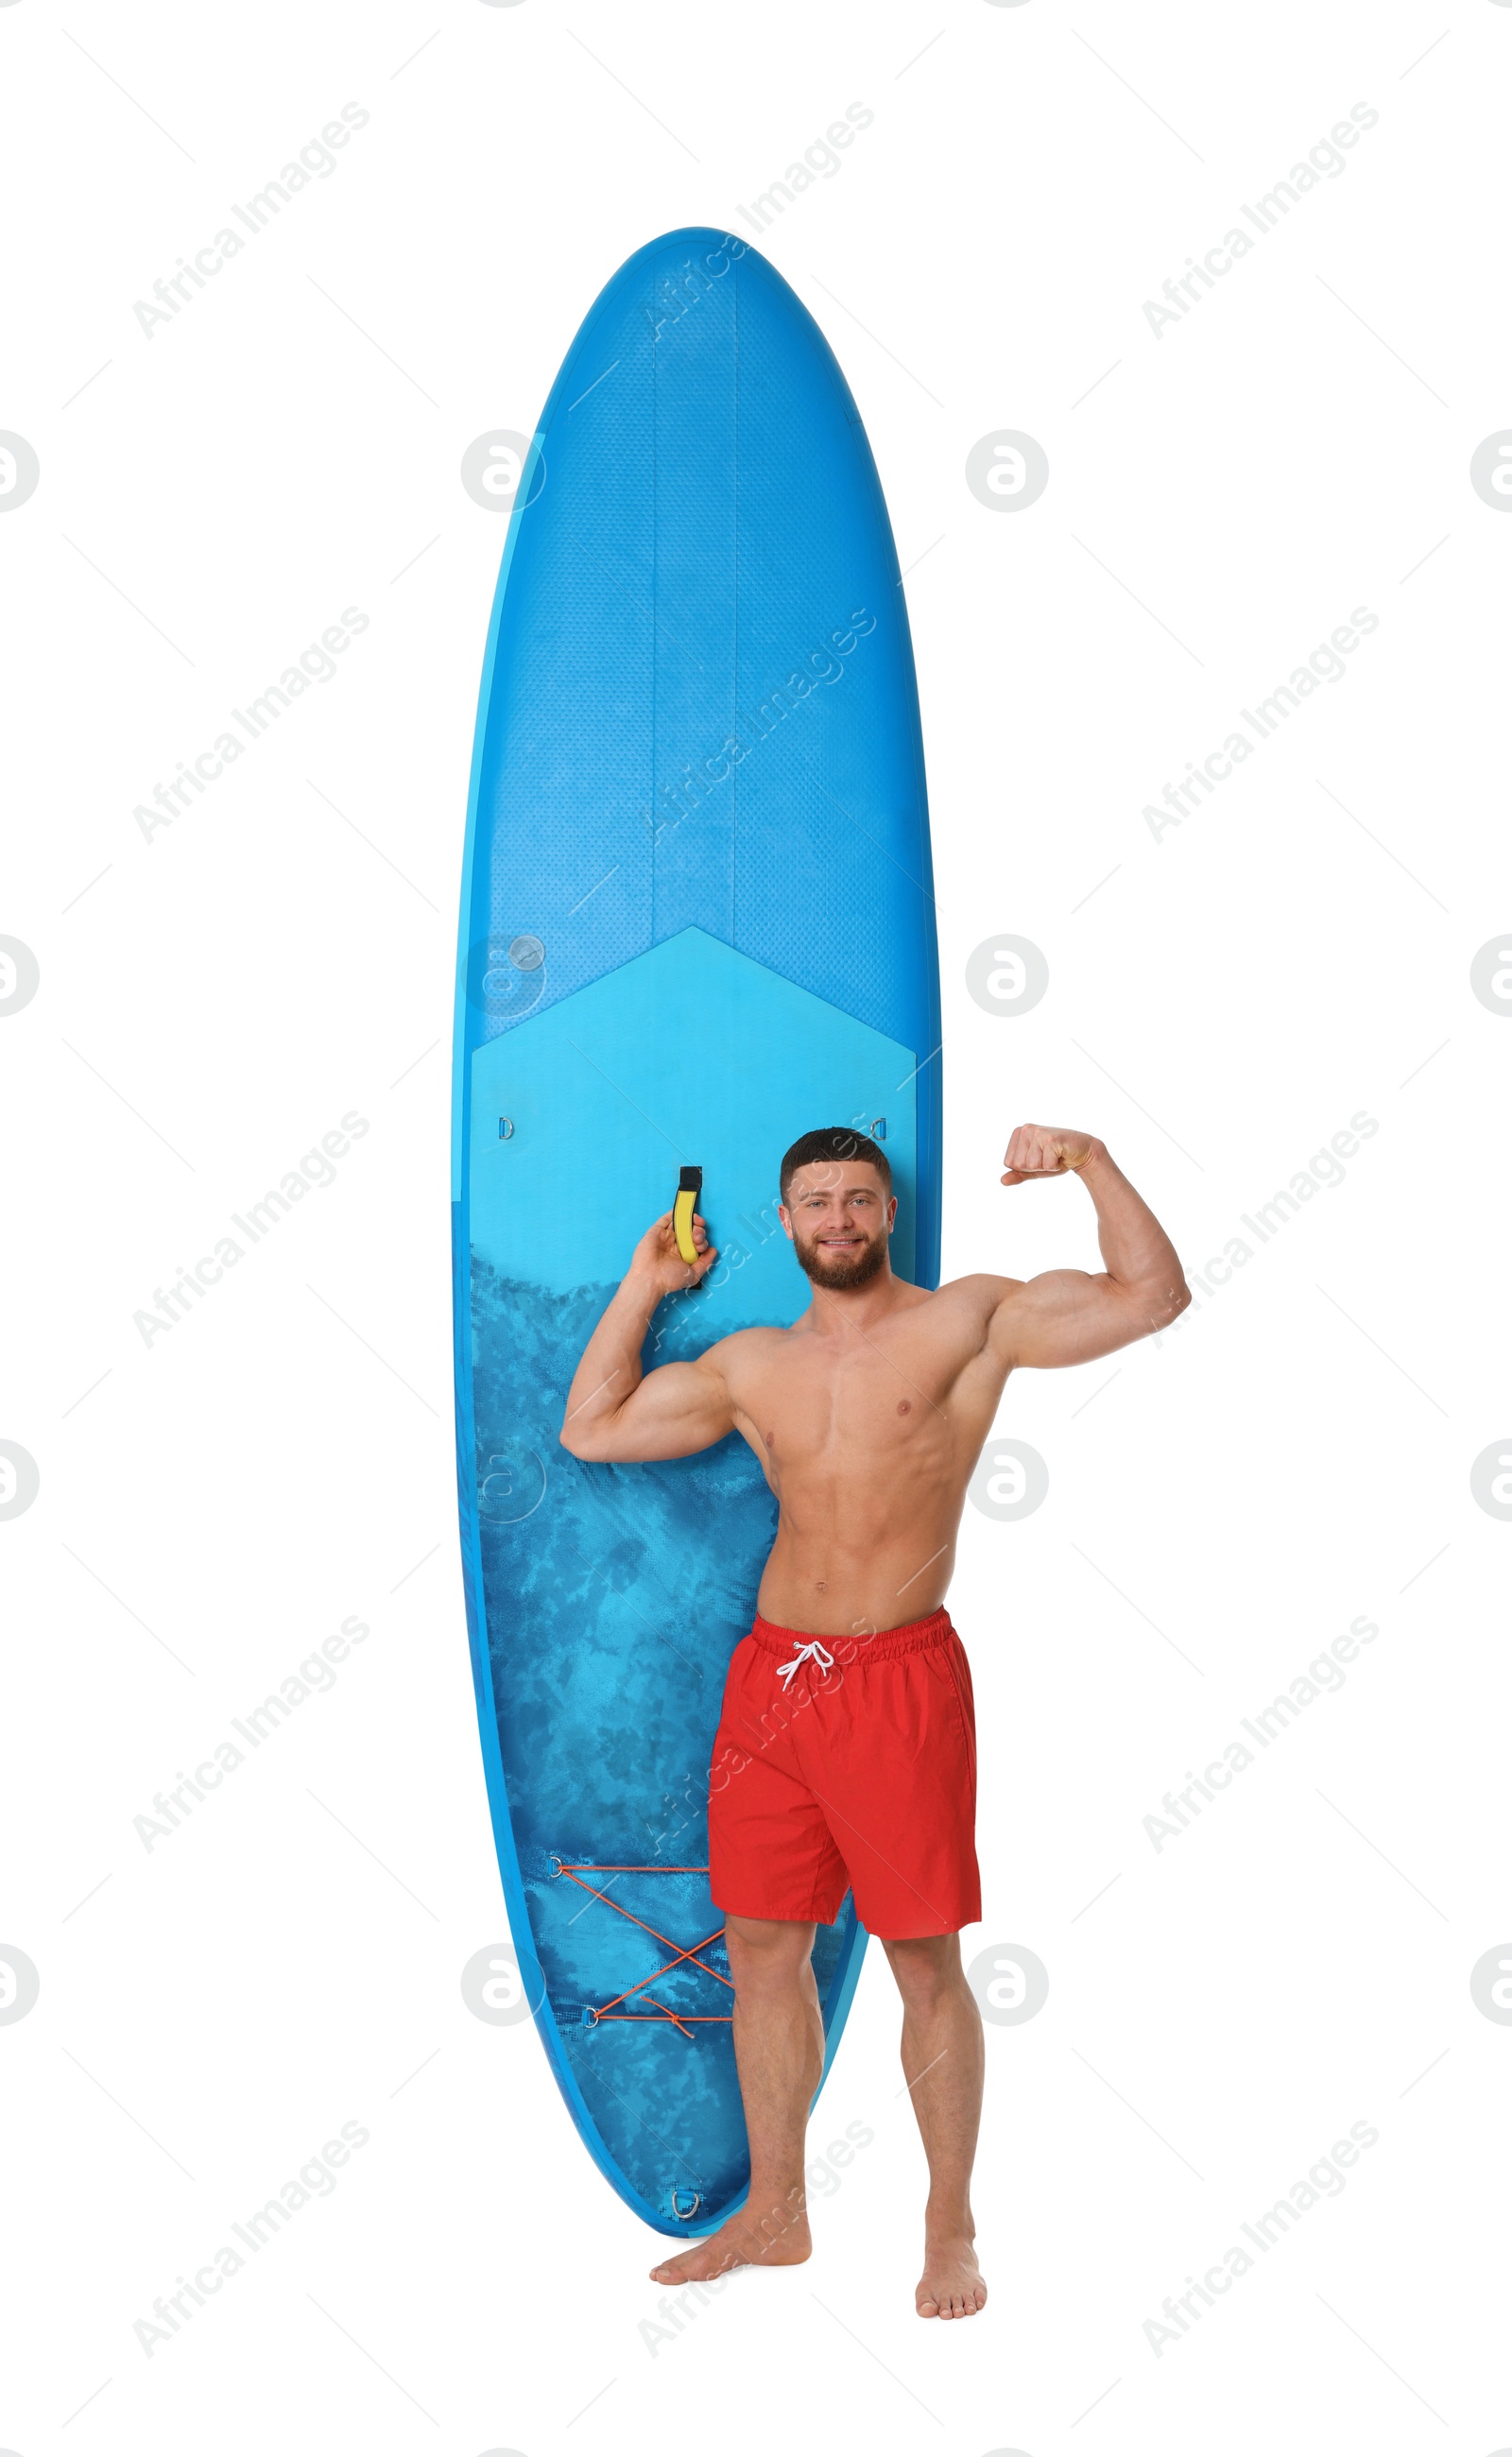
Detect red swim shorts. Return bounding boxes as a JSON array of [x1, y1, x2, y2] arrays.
[[707, 1605, 980, 1940]]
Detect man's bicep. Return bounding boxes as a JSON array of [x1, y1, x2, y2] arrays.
[[988, 1268, 1151, 1370], [568, 1354, 733, 1461]]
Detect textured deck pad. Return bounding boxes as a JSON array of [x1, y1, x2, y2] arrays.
[[453, 229, 940, 2233]]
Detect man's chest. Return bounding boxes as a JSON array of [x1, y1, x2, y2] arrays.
[[729, 1330, 1000, 1473]]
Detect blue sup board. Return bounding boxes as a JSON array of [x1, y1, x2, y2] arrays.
[[452, 228, 941, 2235]]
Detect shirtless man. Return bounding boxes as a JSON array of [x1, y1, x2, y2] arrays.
[[559, 1123, 1189, 2319]]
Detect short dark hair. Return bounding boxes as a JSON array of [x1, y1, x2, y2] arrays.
[[780, 1126, 893, 1205]]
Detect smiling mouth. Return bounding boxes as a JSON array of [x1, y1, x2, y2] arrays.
[[796, 1220, 886, 1290]]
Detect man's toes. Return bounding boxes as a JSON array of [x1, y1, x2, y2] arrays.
[[917, 2294, 939, 2317]]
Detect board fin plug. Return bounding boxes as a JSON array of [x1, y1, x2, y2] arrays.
[[673, 1165, 703, 1265]]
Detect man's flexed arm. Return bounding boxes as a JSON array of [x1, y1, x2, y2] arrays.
[[558, 1211, 735, 1462], [988, 1125, 1191, 1370]]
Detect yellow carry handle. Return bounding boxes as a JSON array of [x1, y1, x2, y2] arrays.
[[673, 1165, 703, 1265]]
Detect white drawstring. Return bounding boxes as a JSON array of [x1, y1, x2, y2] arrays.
[[775, 1640, 834, 1691]]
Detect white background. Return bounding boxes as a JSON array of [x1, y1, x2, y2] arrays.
[[3, 1, 1509, 2449]]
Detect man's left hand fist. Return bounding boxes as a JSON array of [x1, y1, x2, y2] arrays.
[[1001, 1125, 1103, 1185]]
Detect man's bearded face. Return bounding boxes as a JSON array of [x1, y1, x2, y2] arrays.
[[783, 1165, 892, 1290]]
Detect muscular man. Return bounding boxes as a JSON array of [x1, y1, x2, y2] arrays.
[[559, 1123, 1189, 2319]]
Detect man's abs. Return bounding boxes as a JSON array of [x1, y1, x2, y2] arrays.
[[751, 1455, 970, 1636]]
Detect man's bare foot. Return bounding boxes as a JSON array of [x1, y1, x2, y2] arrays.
[[916, 2232, 988, 2319], [649, 2190, 811, 2285]]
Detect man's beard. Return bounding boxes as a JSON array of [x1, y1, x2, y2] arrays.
[[793, 1225, 889, 1291]]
